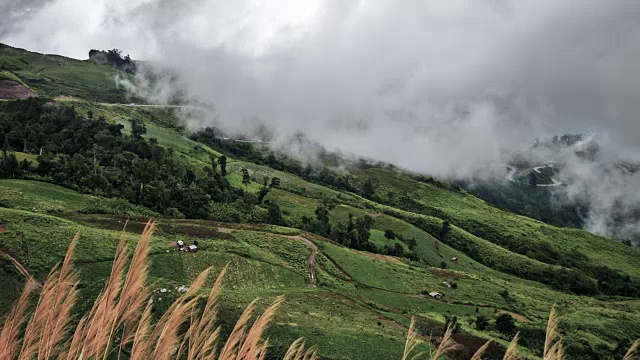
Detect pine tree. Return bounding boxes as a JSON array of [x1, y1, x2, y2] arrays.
[[219, 155, 227, 176]]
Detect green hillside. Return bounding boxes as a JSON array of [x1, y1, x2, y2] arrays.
[[0, 43, 639, 359], [0, 43, 128, 102]]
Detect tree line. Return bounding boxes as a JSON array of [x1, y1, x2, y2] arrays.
[[0, 99, 266, 222]]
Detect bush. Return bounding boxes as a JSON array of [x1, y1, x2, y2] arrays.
[[475, 315, 489, 331], [495, 313, 516, 334], [165, 207, 185, 219]]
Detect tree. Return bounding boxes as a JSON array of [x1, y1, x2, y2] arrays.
[[314, 205, 331, 236], [404, 237, 417, 250], [257, 188, 269, 204], [439, 221, 451, 240], [20, 158, 32, 172], [210, 155, 218, 173], [269, 177, 281, 188], [384, 229, 397, 240], [362, 178, 375, 199], [440, 261, 447, 269], [241, 168, 250, 187], [495, 313, 516, 334], [499, 289, 511, 301], [267, 154, 277, 167], [219, 156, 227, 176], [392, 243, 404, 256], [2, 133, 9, 158], [129, 118, 147, 140], [2, 152, 20, 178], [352, 215, 373, 250], [475, 315, 489, 331], [267, 201, 283, 225]]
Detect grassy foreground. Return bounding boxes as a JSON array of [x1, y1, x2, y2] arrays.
[[0, 221, 317, 359], [1, 223, 638, 360]]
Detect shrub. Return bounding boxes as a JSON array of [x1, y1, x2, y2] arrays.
[[475, 315, 489, 331], [495, 313, 517, 334]]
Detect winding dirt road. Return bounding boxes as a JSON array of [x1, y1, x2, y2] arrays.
[[532, 163, 563, 186], [282, 235, 318, 287], [503, 164, 562, 187]]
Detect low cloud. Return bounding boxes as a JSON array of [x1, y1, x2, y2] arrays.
[[2, 0, 640, 238]]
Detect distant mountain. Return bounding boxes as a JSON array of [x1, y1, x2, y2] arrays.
[[460, 133, 640, 243]]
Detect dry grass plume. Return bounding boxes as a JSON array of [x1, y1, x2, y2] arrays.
[[2, 221, 639, 360], [0, 221, 315, 360]]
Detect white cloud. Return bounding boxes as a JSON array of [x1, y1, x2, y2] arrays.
[[2, 0, 640, 237]]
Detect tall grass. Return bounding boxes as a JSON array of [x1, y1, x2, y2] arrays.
[[624, 339, 640, 360], [402, 304, 639, 360], [0, 221, 317, 360], [1, 221, 639, 359]]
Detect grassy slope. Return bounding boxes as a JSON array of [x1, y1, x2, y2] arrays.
[[0, 179, 155, 216], [2, 181, 640, 358], [0, 207, 435, 359], [358, 166, 640, 279], [0, 43, 127, 102], [89, 108, 640, 355]]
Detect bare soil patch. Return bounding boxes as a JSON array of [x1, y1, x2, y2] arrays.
[[499, 310, 529, 322], [160, 223, 234, 239], [0, 224, 7, 233], [0, 80, 36, 99], [429, 268, 469, 278], [354, 250, 403, 264], [280, 235, 318, 286]]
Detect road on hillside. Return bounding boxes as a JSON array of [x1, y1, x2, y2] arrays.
[[282, 235, 318, 287], [503, 163, 562, 187], [532, 163, 563, 186]]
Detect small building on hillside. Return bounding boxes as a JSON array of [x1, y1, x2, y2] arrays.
[[428, 292, 443, 299], [451, 257, 459, 262]]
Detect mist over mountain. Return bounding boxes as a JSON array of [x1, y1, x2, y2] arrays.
[[2, 0, 639, 240], [460, 133, 640, 242]]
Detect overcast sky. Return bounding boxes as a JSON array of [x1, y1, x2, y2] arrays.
[[2, 0, 640, 176]]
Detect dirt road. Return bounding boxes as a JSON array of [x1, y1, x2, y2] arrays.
[[282, 235, 318, 287]]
